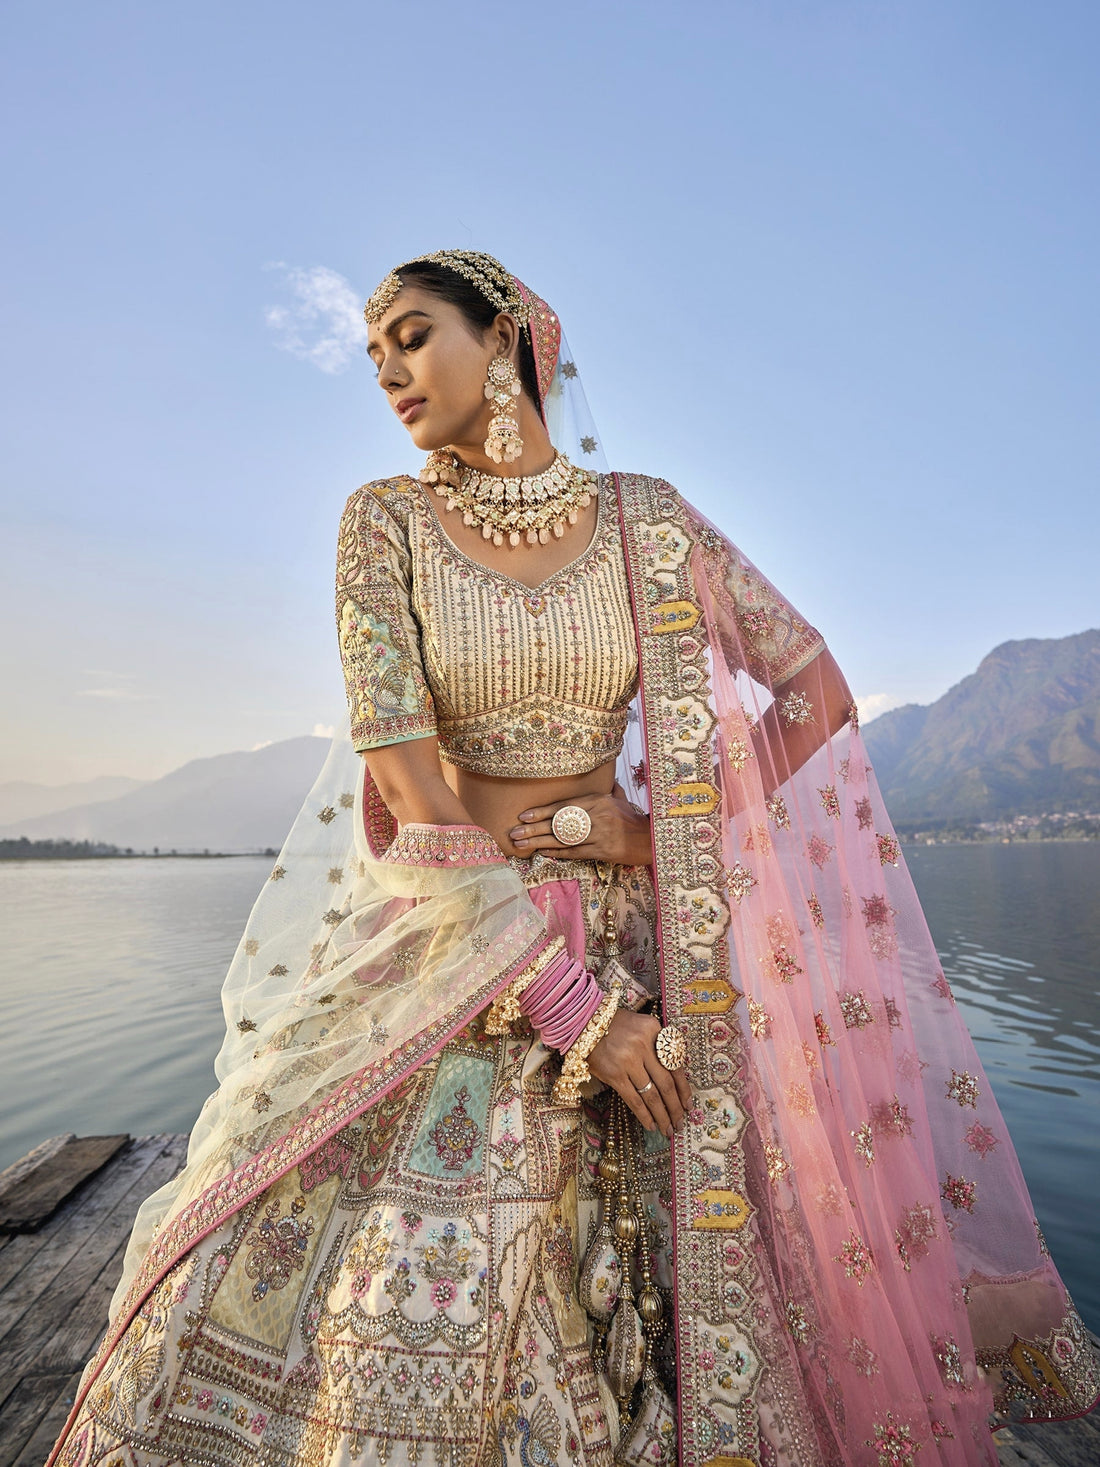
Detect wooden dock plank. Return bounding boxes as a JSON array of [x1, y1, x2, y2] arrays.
[[0, 1136, 129, 1234], [7, 1371, 83, 1467], [0, 1372, 75, 1467], [0, 1137, 186, 1388], [0, 1135, 180, 1325]]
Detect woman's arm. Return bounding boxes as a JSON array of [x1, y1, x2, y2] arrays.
[[752, 646, 854, 795], [362, 735, 479, 831]]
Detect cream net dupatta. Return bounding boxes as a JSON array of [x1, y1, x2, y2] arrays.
[[106, 330, 611, 1325]]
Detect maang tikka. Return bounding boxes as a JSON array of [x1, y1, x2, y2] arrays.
[[484, 356, 523, 464]]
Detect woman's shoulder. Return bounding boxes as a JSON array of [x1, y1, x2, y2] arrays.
[[342, 473, 422, 528]]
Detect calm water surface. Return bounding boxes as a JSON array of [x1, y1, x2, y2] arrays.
[[0, 845, 1097, 1325]]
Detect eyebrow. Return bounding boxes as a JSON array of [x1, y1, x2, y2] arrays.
[[366, 309, 433, 355]]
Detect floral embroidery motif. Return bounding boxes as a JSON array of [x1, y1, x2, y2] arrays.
[[931, 1333, 966, 1386], [847, 1335, 880, 1377], [871, 1096, 914, 1138], [965, 1122, 999, 1158], [580, 435, 597, 454], [818, 785, 841, 819], [851, 1121, 875, 1167], [244, 1196, 314, 1301], [267, 963, 288, 977], [895, 1203, 937, 1271], [787, 1082, 815, 1118], [779, 690, 815, 726], [807, 833, 833, 868], [931, 972, 954, 1001], [236, 1017, 257, 1034], [807, 892, 825, 928], [743, 823, 772, 856], [560, 360, 578, 379], [326, 867, 344, 885], [244, 938, 260, 956], [766, 792, 790, 828], [834, 1230, 875, 1286], [747, 997, 772, 1040], [725, 861, 756, 903], [270, 865, 286, 881], [840, 990, 875, 1029], [764, 1143, 791, 1187], [428, 1087, 482, 1171], [762, 944, 802, 984], [726, 736, 750, 772], [865, 1414, 922, 1466], [786, 1300, 811, 1344], [814, 1011, 835, 1047], [322, 908, 343, 926], [339, 790, 355, 808], [941, 1173, 977, 1214], [854, 796, 874, 830], [945, 1069, 980, 1108], [317, 805, 337, 825], [876, 833, 901, 866], [252, 1091, 272, 1112]]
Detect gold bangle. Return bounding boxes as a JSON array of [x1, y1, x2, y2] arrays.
[[552, 979, 624, 1105], [484, 936, 567, 1036]]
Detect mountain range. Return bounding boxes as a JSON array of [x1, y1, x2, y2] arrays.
[[862, 628, 1100, 825], [0, 738, 330, 853]]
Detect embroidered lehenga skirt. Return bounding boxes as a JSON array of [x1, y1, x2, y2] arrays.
[[60, 857, 669, 1467]]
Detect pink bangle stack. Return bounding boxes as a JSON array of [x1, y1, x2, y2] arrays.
[[519, 945, 604, 1053]]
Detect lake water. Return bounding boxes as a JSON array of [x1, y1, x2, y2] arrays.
[[0, 844, 1096, 1327]]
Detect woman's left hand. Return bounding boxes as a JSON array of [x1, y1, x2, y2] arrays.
[[508, 783, 652, 865]]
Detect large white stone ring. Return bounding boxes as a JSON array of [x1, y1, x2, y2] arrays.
[[655, 1025, 688, 1072], [551, 805, 592, 846]]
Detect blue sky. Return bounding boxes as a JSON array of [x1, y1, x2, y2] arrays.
[[1, 0, 1097, 783]]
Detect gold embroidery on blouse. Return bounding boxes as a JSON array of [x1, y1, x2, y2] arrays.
[[411, 477, 639, 778]]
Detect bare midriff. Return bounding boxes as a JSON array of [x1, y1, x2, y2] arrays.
[[443, 757, 618, 858]]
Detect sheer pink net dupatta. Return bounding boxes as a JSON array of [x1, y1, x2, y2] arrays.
[[617, 476, 1098, 1467]]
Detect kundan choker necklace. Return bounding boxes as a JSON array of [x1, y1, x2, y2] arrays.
[[420, 450, 597, 548]]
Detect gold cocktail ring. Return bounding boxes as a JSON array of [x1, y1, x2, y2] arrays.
[[655, 1025, 688, 1072], [551, 805, 592, 846]]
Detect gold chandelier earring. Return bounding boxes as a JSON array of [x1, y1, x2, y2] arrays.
[[483, 355, 523, 464]]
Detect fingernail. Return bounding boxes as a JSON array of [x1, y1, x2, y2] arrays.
[[519, 811, 534, 821], [509, 828, 524, 838], [514, 839, 528, 848]]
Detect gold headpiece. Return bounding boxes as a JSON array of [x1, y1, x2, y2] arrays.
[[364, 250, 532, 329]]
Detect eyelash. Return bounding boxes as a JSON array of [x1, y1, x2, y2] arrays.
[[372, 334, 426, 378]]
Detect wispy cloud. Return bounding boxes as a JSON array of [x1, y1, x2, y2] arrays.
[[264, 264, 364, 374], [77, 673, 152, 702], [856, 692, 905, 724]]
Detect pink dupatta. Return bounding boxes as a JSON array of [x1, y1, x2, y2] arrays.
[[614, 471, 1098, 1466]]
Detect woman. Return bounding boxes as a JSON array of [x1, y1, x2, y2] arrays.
[[51, 251, 1097, 1467]]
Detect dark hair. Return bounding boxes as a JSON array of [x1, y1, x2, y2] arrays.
[[398, 260, 541, 410]]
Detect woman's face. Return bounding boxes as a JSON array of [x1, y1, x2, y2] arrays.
[[366, 285, 501, 453]]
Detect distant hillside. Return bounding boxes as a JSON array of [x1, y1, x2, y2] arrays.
[[0, 774, 147, 827], [0, 737, 331, 853], [863, 629, 1100, 824]]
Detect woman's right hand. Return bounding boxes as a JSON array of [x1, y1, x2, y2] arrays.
[[587, 1009, 691, 1139]]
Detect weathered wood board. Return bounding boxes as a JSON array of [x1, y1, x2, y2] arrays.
[[0, 1136, 130, 1234], [0, 1134, 187, 1467]]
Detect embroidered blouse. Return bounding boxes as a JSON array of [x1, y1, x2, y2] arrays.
[[336, 474, 825, 778]]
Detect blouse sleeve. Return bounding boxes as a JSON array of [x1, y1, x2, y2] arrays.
[[722, 543, 826, 687], [679, 490, 825, 687], [336, 482, 438, 752]]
